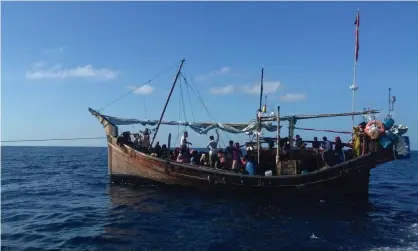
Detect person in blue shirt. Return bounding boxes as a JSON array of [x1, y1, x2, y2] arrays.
[[242, 155, 256, 175]]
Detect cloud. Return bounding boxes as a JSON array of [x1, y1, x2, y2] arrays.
[[195, 66, 233, 81], [210, 85, 235, 95], [42, 46, 66, 54], [128, 84, 155, 95], [280, 93, 307, 102], [25, 64, 119, 80], [242, 81, 281, 95]]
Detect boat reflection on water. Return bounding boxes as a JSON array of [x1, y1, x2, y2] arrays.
[[105, 182, 374, 223], [100, 183, 395, 251], [107, 184, 162, 213]]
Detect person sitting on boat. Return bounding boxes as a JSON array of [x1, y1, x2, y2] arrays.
[[200, 153, 208, 166], [117, 131, 132, 147], [180, 131, 192, 149], [180, 146, 190, 163], [225, 140, 234, 169], [161, 144, 168, 159], [312, 137, 320, 152], [154, 141, 162, 157], [176, 152, 185, 163], [231, 142, 243, 172], [295, 135, 303, 148], [215, 150, 226, 169], [171, 147, 180, 161], [334, 136, 345, 164], [242, 155, 255, 176], [132, 133, 142, 149], [190, 150, 199, 165], [207, 129, 220, 168]]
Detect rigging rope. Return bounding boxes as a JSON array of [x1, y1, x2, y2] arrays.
[[97, 62, 179, 112], [185, 79, 196, 122], [180, 71, 229, 147], [2, 137, 107, 143]]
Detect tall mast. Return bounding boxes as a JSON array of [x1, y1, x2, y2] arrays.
[[150, 59, 186, 148], [388, 88, 391, 116], [257, 66, 264, 166], [350, 9, 360, 128], [259, 67, 264, 112]]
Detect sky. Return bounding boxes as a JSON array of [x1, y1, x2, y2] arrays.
[[2, 1, 418, 149]]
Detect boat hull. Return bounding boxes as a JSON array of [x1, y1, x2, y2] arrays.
[[106, 138, 393, 198]]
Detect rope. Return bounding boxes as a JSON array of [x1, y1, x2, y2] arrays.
[[2, 137, 107, 143], [97, 62, 179, 112], [181, 72, 229, 147], [185, 80, 196, 122], [294, 127, 352, 134]]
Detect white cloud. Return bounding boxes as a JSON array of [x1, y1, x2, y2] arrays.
[[242, 81, 281, 95], [25, 64, 119, 80], [210, 85, 235, 95], [280, 93, 307, 102], [195, 66, 233, 81], [42, 46, 66, 54], [129, 84, 155, 95]]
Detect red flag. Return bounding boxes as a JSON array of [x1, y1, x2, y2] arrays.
[[354, 10, 360, 62]]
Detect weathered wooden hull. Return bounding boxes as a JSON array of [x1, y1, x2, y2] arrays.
[[106, 136, 394, 198]]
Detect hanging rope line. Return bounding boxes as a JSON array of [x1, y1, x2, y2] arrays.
[[97, 61, 179, 112], [294, 127, 352, 134], [180, 71, 230, 147], [185, 79, 196, 123], [2, 137, 107, 143]]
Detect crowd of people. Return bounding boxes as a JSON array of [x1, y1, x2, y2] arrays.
[[293, 134, 348, 165], [116, 129, 256, 175], [170, 130, 255, 175], [117, 128, 351, 176]]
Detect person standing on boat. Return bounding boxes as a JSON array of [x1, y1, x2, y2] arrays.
[[141, 128, 151, 149], [312, 137, 320, 152], [207, 129, 220, 168], [322, 136, 333, 151], [334, 136, 345, 164], [295, 135, 303, 148], [225, 140, 234, 169], [321, 136, 333, 166], [180, 131, 192, 149], [231, 142, 243, 172]]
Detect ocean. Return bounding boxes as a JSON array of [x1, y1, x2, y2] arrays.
[[2, 146, 418, 251]]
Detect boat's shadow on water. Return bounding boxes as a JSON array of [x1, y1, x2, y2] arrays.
[[99, 183, 408, 251]]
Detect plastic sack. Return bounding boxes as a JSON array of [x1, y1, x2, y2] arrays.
[[379, 135, 393, 149], [385, 130, 398, 141], [395, 136, 409, 156], [391, 125, 409, 136], [367, 124, 381, 140], [383, 117, 395, 130]]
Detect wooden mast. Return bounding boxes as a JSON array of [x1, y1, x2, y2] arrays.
[[257, 66, 264, 166], [150, 59, 186, 148], [276, 106, 280, 165]]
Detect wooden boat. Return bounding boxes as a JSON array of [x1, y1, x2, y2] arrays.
[[89, 59, 401, 198]]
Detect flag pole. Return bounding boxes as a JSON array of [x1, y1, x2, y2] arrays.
[[350, 9, 360, 129]]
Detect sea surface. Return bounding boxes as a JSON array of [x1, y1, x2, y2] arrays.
[[1, 146, 418, 251]]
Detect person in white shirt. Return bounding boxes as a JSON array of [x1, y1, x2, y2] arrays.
[[207, 129, 220, 168], [180, 131, 192, 148]]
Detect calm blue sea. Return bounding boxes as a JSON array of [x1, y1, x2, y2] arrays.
[[2, 146, 418, 251]]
